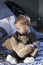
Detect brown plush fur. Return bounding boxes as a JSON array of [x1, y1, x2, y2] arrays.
[[2, 37, 38, 58]]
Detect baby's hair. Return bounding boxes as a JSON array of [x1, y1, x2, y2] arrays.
[[14, 14, 30, 26]]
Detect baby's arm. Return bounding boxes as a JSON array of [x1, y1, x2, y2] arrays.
[[30, 32, 39, 48]]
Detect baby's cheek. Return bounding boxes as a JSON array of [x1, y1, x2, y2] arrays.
[[21, 29, 24, 32]]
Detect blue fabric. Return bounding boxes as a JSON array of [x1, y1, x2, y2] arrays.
[[30, 26, 43, 39], [0, 41, 43, 65], [17, 42, 43, 65], [0, 3, 14, 19], [0, 39, 43, 65]]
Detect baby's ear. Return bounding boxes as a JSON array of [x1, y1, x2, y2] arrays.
[[24, 25, 28, 29]]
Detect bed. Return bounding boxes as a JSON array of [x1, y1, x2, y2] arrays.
[[0, 3, 43, 65]]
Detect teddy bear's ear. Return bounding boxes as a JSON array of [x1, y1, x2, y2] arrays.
[[2, 38, 12, 50]]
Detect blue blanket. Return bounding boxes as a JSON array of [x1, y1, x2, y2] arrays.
[[0, 42, 43, 65]]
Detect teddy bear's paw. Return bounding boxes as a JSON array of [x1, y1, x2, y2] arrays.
[[6, 54, 17, 64], [23, 57, 35, 63]]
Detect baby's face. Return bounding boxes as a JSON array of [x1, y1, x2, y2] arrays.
[[15, 22, 29, 34]]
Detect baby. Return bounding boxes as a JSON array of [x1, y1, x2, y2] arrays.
[[2, 15, 39, 64]]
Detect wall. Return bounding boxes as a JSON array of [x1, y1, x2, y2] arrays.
[[12, 0, 38, 21], [38, 0, 43, 28], [0, 0, 7, 3], [0, 0, 43, 28]]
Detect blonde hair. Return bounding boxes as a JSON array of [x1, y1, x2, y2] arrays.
[[14, 15, 30, 26]]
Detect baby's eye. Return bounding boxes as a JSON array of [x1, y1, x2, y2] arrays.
[[16, 28, 20, 30]]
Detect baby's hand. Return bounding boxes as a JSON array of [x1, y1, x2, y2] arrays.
[[29, 44, 34, 49]]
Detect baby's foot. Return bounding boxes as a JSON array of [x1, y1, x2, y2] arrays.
[[6, 54, 17, 64], [23, 57, 35, 63]]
